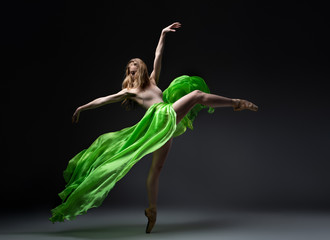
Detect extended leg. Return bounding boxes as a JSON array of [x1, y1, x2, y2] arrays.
[[145, 138, 173, 233], [172, 90, 258, 124]]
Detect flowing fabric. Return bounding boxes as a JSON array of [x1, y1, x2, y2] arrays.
[[163, 75, 214, 137], [49, 75, 214, 223]]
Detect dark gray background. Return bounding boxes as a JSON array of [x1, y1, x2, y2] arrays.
[[2, 0, 329, 215]]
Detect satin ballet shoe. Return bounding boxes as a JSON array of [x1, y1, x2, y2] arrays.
[[145, 207, 157, 233], [233, 99, 258, 112]]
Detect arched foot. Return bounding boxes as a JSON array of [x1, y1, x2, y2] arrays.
[[145, 207, 157, 233], [233, 99, 258, 111]]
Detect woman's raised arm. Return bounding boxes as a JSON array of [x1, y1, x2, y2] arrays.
[[150, 22, 181, 85], [72, 89, 135, 123]]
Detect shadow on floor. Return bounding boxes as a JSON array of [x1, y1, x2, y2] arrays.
[[15, 218, 238, 239]]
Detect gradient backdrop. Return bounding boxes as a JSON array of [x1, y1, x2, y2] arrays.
[[3, 0, 329, 216]]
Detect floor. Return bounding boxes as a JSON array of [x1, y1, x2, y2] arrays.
[[1, 207, 330, 240]]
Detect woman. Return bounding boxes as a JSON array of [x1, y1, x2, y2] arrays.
[[50, 22, 258, 233]]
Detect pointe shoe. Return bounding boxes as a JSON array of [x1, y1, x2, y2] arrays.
[[233, 99, 258, 112], [145, 207, 157, 234]]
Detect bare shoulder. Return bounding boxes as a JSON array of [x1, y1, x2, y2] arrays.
[[118, 88, 137, 97]]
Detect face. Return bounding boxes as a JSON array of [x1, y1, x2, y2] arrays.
[[128, 61, 138, 78]]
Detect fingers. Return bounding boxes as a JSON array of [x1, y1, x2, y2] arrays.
[[171, 22, 181, 26], [72, 112, 80, 123], [75, 114, 80, 123], [162, 22, 181, 34], [72, 115, 77, 123], [171, 22, 181, 29], [166, 22, 181, 31]]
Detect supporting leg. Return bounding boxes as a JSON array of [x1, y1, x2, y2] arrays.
[[145, 138, 173, 233]]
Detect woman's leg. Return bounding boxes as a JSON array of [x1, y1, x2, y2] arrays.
[[145, 138, 173, 233], [146, 138, 172, 208], [172, 90, 258, 124]]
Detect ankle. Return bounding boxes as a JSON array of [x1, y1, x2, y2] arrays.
[[232, 99, 240, 108], [147, 205, 157, 211]]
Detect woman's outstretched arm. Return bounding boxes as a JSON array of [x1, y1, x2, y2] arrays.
[[72, 89, 135, 123], [150, 22, 181, 85]]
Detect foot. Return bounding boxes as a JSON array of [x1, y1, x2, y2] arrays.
[[145, 206, 157, 234], [232, 99, 258, 112]]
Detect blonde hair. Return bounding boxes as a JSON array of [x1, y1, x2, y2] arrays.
[[121, 58, 150, 110]]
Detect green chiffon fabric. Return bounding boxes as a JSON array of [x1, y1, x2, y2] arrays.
[[49, 75, 214, 223], [163, 75, 214, 137]]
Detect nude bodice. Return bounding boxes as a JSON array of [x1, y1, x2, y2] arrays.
[[127, 83, 164, 110]]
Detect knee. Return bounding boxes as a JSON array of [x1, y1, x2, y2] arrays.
[[191, 90, 205, 102]]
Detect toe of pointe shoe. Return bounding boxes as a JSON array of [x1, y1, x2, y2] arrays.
[[145, 208, 157, 234], [145, 219, 156, 233], [249, 102, 258, 111]]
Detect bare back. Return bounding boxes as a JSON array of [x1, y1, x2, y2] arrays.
[[126, 82, 164, 110]]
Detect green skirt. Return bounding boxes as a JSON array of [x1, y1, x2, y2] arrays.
[[49, 75, 214, 223]]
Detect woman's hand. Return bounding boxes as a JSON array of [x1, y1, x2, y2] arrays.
[[162, 22, 181, 34], [72, 107, 81, 123]]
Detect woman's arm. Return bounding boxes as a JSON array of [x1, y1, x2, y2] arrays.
[[150, 22, 181, 85], [72, 89, 135, 123]]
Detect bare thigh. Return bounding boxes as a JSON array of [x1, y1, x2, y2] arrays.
[[151, 138, 173, 171], [172, 90, 201, 124]]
